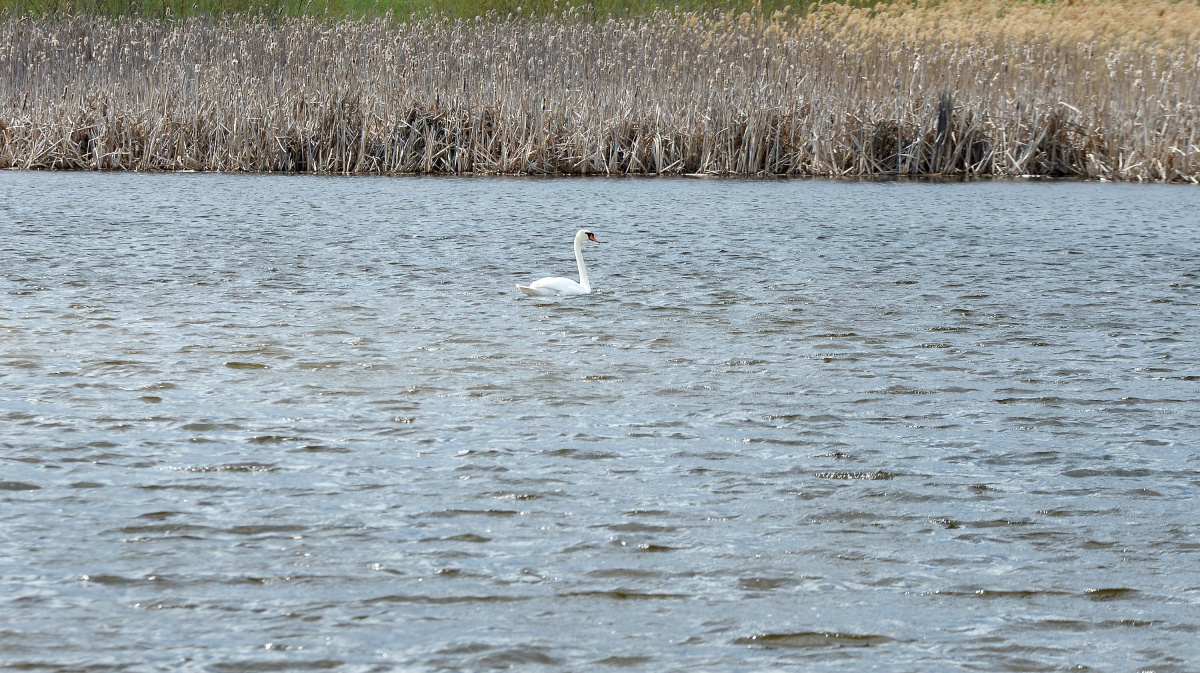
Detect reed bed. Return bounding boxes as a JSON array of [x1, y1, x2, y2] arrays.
[[2, 0, 1199, 180]]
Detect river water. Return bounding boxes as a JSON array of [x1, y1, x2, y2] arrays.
[[2, 173, 1199, 672]]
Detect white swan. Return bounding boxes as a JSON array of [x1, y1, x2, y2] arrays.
[[517, 229, 602, 297]]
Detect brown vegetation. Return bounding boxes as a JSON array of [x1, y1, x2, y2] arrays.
[[2, 0, 1198, 180]]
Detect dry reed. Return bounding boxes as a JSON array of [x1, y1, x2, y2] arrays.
[[2, 0, 1199, 180]]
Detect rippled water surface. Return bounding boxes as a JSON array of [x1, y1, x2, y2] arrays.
[[3, 173, 1200, 672]]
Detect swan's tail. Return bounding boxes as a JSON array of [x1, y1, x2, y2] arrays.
[[516, 284, 538, 296]]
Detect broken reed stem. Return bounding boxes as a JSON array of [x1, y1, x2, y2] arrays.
[[2, 1, 1199, 181]]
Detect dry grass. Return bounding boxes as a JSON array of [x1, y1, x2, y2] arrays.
[[2, 0, 1198, 180]]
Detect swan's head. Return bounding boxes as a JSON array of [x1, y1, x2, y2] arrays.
[[578, 229, 601, 243]]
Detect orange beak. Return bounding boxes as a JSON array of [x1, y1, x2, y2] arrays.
[[587, 233, 602, 243]]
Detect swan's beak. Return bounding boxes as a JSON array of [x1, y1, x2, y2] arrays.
[[587, 233, 602, 243]]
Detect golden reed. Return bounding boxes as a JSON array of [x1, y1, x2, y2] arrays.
[[2, 0, 1198, 180]]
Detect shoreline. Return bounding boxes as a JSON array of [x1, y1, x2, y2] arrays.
[[8, 166, 1182, 186], [4, 3, 1198, 182]]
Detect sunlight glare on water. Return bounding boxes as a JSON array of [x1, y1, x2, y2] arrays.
[[1, 173, 1199, 671]]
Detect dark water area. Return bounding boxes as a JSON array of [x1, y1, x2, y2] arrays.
[[2, 172, 1199, 672]]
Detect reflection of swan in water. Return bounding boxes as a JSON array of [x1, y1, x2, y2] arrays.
[[517, 229, 602, 297]]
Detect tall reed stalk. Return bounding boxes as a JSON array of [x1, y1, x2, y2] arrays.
[[2, 0, 1198, 180]]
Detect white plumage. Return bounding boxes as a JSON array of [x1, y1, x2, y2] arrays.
[[517, 229, 602, 297]]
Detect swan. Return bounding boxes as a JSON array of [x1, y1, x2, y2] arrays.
[[517, 229, 602, 297]]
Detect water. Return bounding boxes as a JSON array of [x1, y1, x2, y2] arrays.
[[2, 172, 1199, 672]]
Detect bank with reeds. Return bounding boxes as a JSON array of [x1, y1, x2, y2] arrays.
[[3, 0, 1199, 181]]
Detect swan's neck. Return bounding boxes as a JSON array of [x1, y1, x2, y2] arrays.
[[574, 237, 591, 291]]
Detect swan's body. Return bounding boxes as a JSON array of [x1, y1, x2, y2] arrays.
[[517, 229, 601, 297], [519, 276, 589, 296]]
